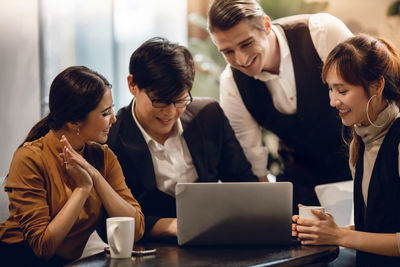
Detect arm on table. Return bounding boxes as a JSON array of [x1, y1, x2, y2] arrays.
[[292, 210, 400, 257], [149, 218, 177, 237]]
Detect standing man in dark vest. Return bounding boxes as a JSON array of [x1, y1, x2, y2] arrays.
[[207, 0, 353, 211]]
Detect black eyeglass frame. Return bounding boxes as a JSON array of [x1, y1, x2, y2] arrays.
[[145, 91, 193, 108]]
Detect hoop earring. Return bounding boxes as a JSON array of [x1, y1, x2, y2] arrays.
[[366, 94, 390, 128], [340, 125, 350, 146], [264, 16, 271, 34], [76, 127, 80, 136]]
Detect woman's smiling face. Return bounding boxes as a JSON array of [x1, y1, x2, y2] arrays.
[[78, 88, 116, 143], [326, 65, 370, 126]]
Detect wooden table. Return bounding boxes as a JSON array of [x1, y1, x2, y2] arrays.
[[68, 239, 339, 267]]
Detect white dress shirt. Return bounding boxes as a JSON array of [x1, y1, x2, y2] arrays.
[[219, 13, 353, 177], [131, 101, 198, 197]]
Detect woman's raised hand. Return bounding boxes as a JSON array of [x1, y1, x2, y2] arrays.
[[59, 135, 93, 191]]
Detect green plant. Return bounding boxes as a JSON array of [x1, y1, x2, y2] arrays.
[[387, 1, 400, 16], [259, 0, 329, 20], [187, 13, 225, 100]]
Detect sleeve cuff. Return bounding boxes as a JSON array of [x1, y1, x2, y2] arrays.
[[243, 146, 268, 178], [397, 232, 400, 255], [143, 215, 160, 240]]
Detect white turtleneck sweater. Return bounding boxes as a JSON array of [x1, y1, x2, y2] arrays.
[[349, 102, 400, 253]]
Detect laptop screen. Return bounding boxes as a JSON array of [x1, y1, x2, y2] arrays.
[[176, 182, 293, 246]]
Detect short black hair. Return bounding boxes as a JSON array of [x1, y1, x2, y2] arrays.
[[129, 37, 195, 100]]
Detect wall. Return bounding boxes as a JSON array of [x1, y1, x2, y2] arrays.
[[0, 0, 41, 176], [113, 0, 188, 109], [0, 0, 188, 176], [325, 0, 400, 48]]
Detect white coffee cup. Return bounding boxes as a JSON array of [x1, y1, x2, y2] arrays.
[[106, 217, 135, 259], [298, 206, 325, 220]]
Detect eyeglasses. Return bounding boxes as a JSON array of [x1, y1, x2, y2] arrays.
[[145, 91, 192, 108]]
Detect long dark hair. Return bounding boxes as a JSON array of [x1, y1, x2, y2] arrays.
[[20, 66, 111, 147], [321, 34, 400, 166]]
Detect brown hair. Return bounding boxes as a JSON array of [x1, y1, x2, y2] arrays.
[[207, 0, 265, 33], [321, 34, 400, 166]]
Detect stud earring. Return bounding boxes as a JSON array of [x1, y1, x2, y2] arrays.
[[264, 16, 271, 34], [77, 127, 80, 136]]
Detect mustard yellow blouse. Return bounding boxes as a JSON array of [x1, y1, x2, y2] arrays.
[[0, 130, 144, 260]]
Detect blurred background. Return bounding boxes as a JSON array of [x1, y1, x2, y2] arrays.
[[1, 0, 399, 176]]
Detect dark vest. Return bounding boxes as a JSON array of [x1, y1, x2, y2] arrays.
[[354, 119, 400, 266], [231, 14, 349, 185]]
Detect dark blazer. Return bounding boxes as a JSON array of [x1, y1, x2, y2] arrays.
[[107, 97, 258, 238]]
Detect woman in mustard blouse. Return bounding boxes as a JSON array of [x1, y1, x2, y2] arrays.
[[0, 66, 144, 266]]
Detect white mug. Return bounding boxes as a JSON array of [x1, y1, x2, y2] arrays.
[[106, 217, 135, 259], [299, 206, 325, 220]]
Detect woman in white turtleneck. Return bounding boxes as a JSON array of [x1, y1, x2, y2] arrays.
[[292, 34, 400, 266]]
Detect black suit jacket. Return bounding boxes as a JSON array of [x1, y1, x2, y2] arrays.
[[107, 97, 258, 237]]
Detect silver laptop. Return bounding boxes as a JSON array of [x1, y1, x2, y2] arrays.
[[175, 182, 292, 246]]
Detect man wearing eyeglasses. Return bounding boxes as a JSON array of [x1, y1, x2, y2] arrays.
[[107, 37, 258, 239]]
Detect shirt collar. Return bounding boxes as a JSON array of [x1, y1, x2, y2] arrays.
[[44, 130, 85, 155], [254, 24, 290, 82], [131, 99, 183, 145], [354, 101, 400, 144]]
